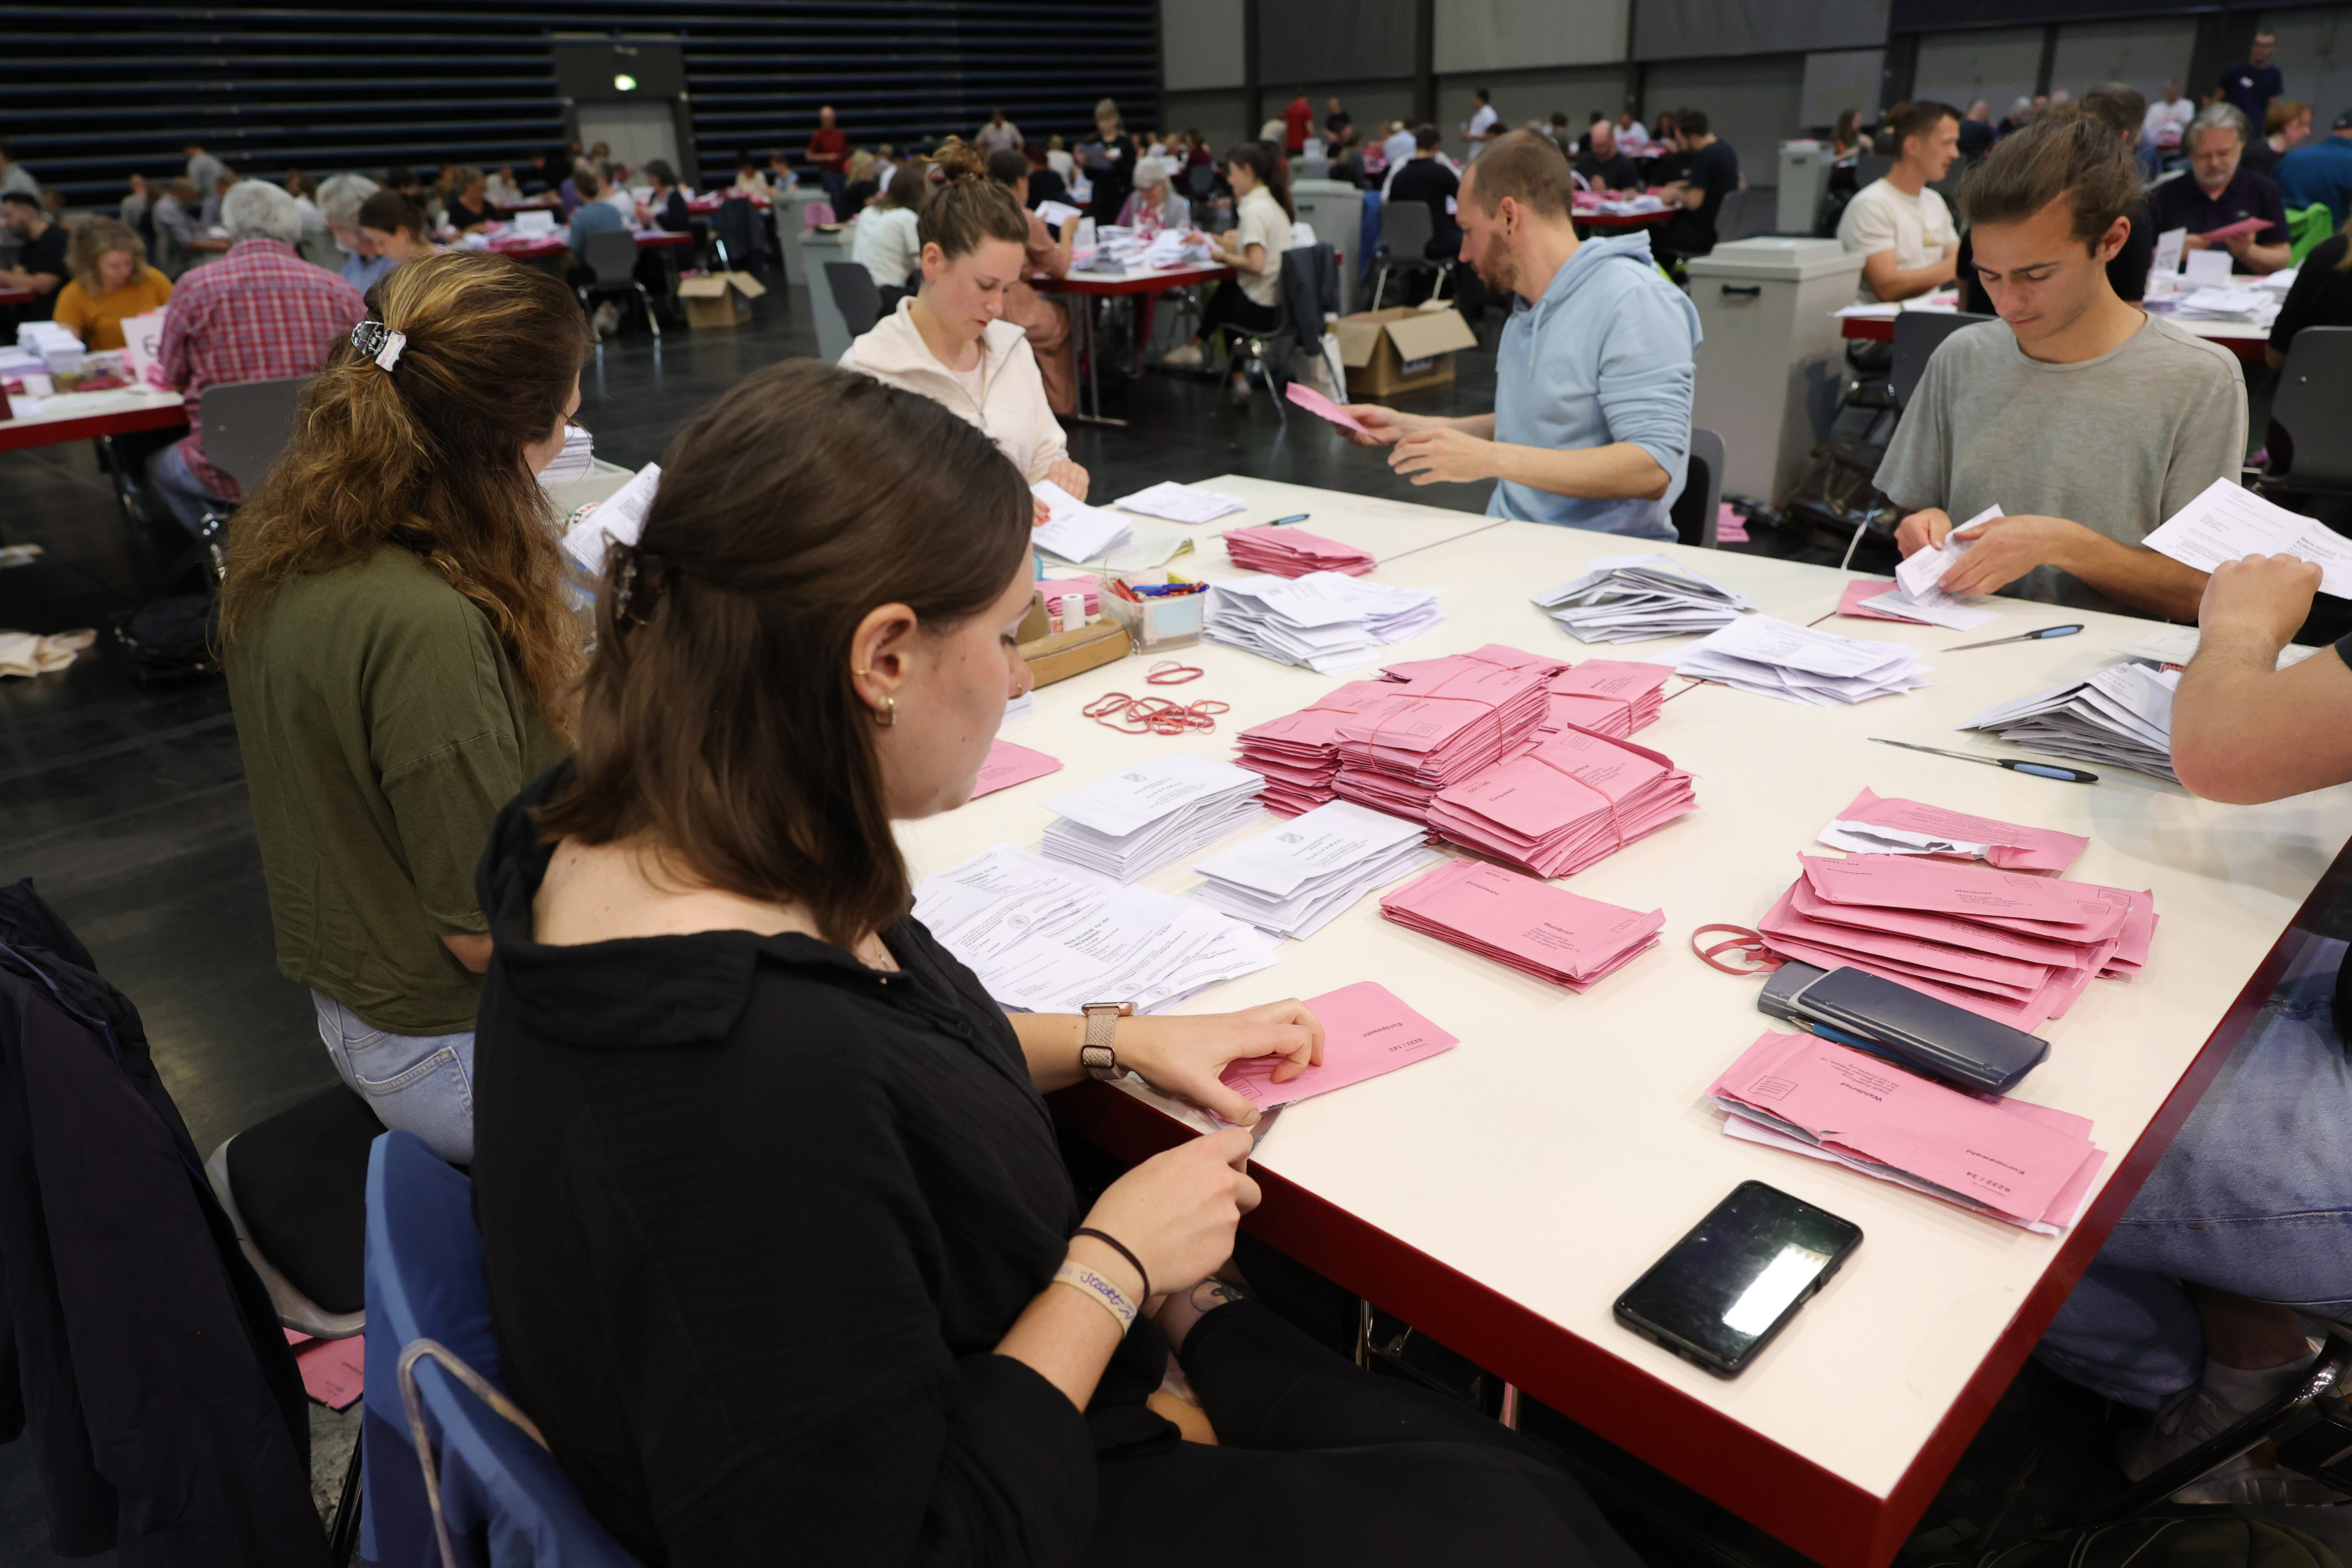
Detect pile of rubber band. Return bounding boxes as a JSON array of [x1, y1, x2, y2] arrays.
[[1083, 661, 1228, 735]]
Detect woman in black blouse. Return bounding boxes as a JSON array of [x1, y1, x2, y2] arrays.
[[472, 360, 1643, 1568]]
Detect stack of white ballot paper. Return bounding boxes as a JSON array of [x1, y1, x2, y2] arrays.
[[1961, 664, 2180, 782], [914, 844, 1282, 1014], [1205, 573, 1446, 674], [1189, 799, 1443, 940], [1112, 480, 1247, 524], [1530, 554, 1755, 643], [2143, 478, 2352, 598], [1030, 480, 1135, 564], [1041, 754, 1268, 882], [1675, 616, 1932, 705], [1856, 505, 2003, 631]]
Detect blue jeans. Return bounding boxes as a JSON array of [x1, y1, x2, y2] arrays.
[[311, 992, 476, 1165], [146, 441, 233, 535], [2036, 938, 2352, 1409]]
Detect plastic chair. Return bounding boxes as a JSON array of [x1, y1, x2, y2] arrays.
[[1712, 187, 1749, 245], [2262, 326, 2352, 494], [824, 260, 885, 339], [155, 374, 312, 582], [1669, 428, 1726, 548], [574, 228, 658, 341], [1369, 200, 1450, 311], [1891, 309, 1994, 411], [364, 1130, 642, 1568]]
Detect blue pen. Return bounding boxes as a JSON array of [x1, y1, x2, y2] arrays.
[[1944, 624, 2082, 652], [1268, 513, 1309, 526], [1870, 738, 2098, 783]]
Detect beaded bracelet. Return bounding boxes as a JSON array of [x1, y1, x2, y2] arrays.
[[1052, 1261, 1139, 1331]]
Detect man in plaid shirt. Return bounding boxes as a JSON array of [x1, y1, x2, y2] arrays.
[[148, 179, 364, 532]]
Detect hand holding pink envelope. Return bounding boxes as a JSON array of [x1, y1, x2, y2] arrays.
[[1218, 980, 1456, 1111]]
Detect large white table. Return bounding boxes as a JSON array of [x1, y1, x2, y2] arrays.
[[897, 474, 2352, 1568]]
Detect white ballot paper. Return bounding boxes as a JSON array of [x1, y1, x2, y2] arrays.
[[1112, 480, 1248, 525], [1531, 553, 1755, 643], [1962, 663, 2180, 781], [1041, 753, 1268, 882], [2143, 478, 2352, 598], [1031, 480, 1136, 564], [2183, 247, 2234, 287], [1893, 504, 2002, 607], [915, 844, 1281, 1014], [1190, 799, 1442, 940], [1206, 572, 1444, 674], [1816, 819, 1995, 859], [560, 462, 661, 575], [2152, 226, 2187, 279], [1033, 199, 1084, 230], [2112, 623, 2323, 671], [1675, 616, 1932, 705]]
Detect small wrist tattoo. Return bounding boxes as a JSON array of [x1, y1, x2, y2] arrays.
[[1190, 1277, 1252, 1311]]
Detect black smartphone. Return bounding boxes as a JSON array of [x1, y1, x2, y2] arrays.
[[1614, 1181, 1861, 1377]]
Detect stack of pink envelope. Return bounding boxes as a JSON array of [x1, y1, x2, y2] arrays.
[[1758, 853, 2158, 1029], [1535, 660, 1673, 739], [1330, 656, 1554, 821], [1222, 524, 1378, 578], [1234, 679, 1413, 816], [1711, 1030, 2107, 1233], [1425, 726, 1697, 877], [1380, 858, 1664, 989], [1816, 787, 2090, 873]]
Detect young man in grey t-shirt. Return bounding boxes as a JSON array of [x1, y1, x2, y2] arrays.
[[1876, 107, 2245, 621]]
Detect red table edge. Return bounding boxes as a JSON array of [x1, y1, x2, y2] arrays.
[[1049, 845, 2347, 1568], [1839, 312, 2265, 364], [0, 401, 185, 453]]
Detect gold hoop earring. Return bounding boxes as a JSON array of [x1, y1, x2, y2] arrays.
[[873, 696, 897, 728]]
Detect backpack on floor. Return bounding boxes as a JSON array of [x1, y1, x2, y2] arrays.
[[104, 594, 221, 684], [1906, 1513, 2343, 1568]]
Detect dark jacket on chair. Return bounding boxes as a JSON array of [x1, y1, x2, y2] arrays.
[[0, 879, 325, 1566]]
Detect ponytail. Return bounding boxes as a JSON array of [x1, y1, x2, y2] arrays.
[[919, 142, 1030, 258]]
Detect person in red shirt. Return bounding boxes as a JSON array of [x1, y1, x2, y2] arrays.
[[806, 104, 850, 210], [1283, 91, 1314, 153]]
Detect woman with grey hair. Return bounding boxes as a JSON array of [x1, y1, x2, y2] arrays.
[[318, 172, 393, 291]]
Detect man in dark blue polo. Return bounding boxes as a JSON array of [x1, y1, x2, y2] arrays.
[[2147, 102, 2292, 275], [2220, 31, 2283, 130]]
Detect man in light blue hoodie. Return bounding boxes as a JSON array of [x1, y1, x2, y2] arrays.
[[1344, 129, 1701, 540]]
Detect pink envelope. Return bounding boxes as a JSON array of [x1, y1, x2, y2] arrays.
[[1834, 787, 2090, 874], [1788, 878, 2100, 967], [1837, 579, 1926, 622], [2199, 215, 2269, 242], [1380, 858, 1663, 986], [1219, 980, 1456, 1109], [1800, 854, 2116, 934], [1710, 1031, 2100, 1223], [1758, 883, 2054, 993], [971, 739, 1063, 799], [1285, 379, 1372, 435]]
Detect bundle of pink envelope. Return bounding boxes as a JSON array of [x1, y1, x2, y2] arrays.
[[1711, 1029, 2107, 1232], [1535, 659, 1672, 739], [1379, 858, 1663, 990], [1757, 851, 2158, 1030], [1222, 524, 1377, 578], [1425, 725, 1697, 877], [1234, 679, 1412, 816], [1330, 654, 1556, 821]]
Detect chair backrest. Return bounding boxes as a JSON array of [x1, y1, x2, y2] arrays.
[[824, 260, 884, 337], [1186, 162, 1215, 198], [579, 227, 640, 287], [1712, 187, 1749, 244], [2269, 326, 2352, 493], [197, 376, 312, 493], [1892, 309, 1994, 411], [1277, 242, 1336, 355], [1669, 427, 1727, 548], [363, 1131, 641, 1568], [1853, 152, 1895, 188], [713, 196, 760, 266], [1377, 198, 1433, 258]]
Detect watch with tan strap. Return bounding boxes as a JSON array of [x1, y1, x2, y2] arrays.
[[1080, 1001, 1134, 1081]]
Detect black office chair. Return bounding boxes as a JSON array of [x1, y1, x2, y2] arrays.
[[824, 260, 885, 340], [1669, 428, 1727, 548], [205, 1083, 387, 1565], [1369, 201, 1451, 311], [1890, 309, 1994, 412], [575, 228, 658, 340], [2261, 326, 2352, 494], [146, 374, 313, 582], [1230, 242, 1341, 420], [1712, 187, 1750, 245], [711, 195, 766, 274]]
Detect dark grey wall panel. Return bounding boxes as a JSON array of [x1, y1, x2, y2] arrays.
[[1636, 0, 1889, 62], [1258, 0, 1418, 86]]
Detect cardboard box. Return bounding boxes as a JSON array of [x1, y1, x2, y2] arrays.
[[1330, 304, 1479, 396], [1020, 618, 1131, 687], [677, 270, 768, 328]]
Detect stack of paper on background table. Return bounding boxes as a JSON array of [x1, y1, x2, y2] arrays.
[[1380, 859, 1663, 990], [1030, 480, 1135, 565], [1191, 800, 1444, 939], [1426, 726, 1696, 877], [1536, 660, 1672, 738], [1757, 853, 2157, 1028], [1204, 572, 1445, 674], [1675, 616, 1932, 706], [1330, 656, 1554, 821], [1816, 787, 2088, 873], [1113, 480, 1246, 524], [915, 843, 1281, 1013], [1712, 1030, 2106, 1233], [1041, 754, 1266, 882], [1222, 524, 1376, 578], [1531, 554, 1756, 643], [1961, 663, 2179, 781], [1217, 980, 1455, 1114]]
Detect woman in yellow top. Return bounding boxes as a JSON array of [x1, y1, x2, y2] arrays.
[[53, 217, 172, 351]]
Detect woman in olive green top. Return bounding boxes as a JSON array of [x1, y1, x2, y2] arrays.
[[219, 251, 591, 1162]]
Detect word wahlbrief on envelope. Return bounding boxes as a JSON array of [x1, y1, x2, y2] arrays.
[[1218, 980, 1457, 1112], [1712, 1030, 2106, 1233]]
